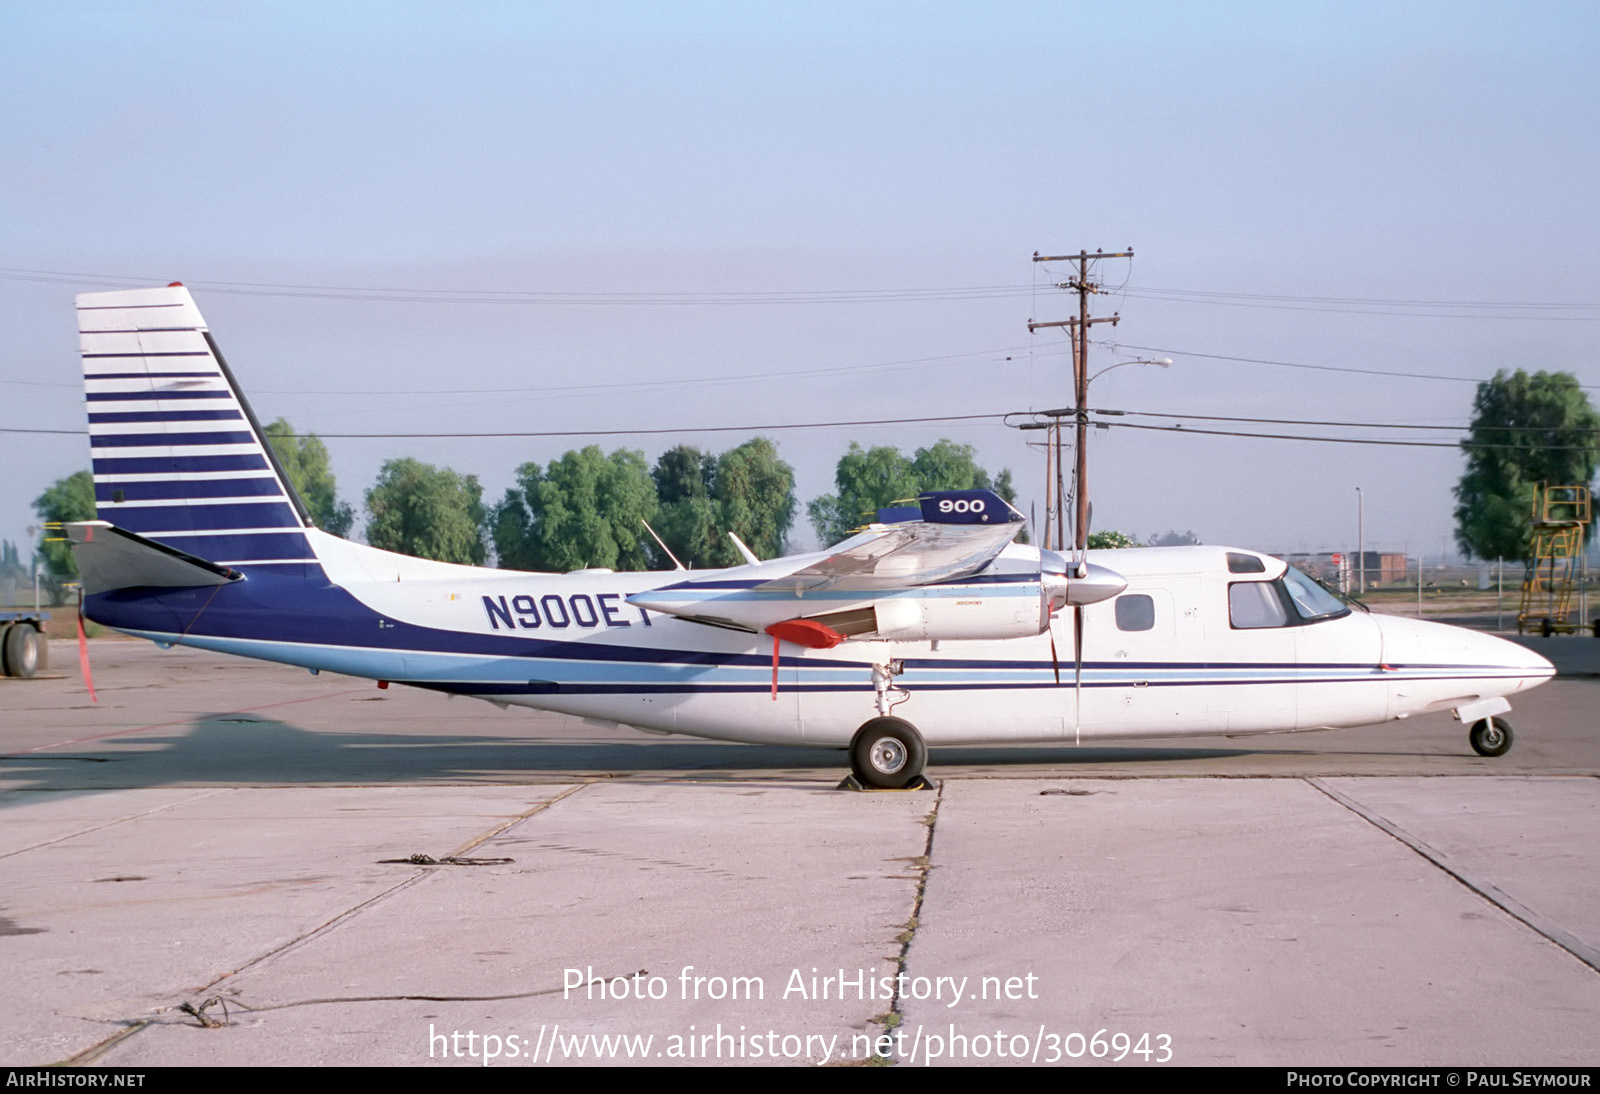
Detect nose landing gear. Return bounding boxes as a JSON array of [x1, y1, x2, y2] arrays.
[[1469, 717, 1513, 757]]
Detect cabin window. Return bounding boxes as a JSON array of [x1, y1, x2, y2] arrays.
[[1227, 552, 1267, 574], [1115, 594, 1155, 631], [1229, 581, 1289, 629]]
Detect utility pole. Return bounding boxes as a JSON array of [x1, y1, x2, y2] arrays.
[[1028, 248, 1133, 551]]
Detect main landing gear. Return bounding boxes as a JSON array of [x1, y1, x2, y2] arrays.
[[848, 716, 927, 789], [1469, 717, 1513, 758], [843, 659, 931, 789]]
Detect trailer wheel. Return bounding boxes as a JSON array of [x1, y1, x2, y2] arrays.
[[2, 623, 41, 679]]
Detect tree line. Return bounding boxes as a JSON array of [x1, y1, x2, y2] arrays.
[[27, 423, 1017, 597], [26, 369, 1600, 602]]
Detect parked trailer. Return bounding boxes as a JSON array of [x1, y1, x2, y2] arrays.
[[0, 612, 50, 678]]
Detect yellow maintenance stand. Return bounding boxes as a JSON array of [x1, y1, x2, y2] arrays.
[[1517, 484, 1592, 636]]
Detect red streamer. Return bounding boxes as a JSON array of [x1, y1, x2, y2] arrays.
[[77, 610, 98, 704]]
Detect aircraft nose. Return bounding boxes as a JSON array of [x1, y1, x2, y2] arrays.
[[1374, 613, 1555, 681]]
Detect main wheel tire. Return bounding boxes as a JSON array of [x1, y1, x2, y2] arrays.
[[1469, 717, 1513, 758], [2, 623, 40, 679], [849, 716, 926, 789]]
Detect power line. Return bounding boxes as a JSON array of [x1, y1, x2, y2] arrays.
[[6, 266, 1597, 315], [1119, 284, 1600, 320], [9, 408, 1599, 451], [1106, 341, 1600, 391], [0, 344, 1066, 394], [1107, 408, 1600, 434], [0, 267, 1031, 306], [1098, 419, 1598, 451], [0, 411, 1008, 440]]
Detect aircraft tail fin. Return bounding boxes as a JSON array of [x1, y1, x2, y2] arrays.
[[78, 285, 325, 579]]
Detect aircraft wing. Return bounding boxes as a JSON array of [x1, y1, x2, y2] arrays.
[[628, 490, 1028, 632], [760, 517, 1021, 594]]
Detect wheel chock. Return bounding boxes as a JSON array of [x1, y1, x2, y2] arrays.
[[836, 774, 936, 792]]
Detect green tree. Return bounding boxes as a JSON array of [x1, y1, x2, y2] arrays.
[[807, 444, 921, 545], [807, 440, 1018, 546], [492, 447, 658, 572], [713, 437, 796, 563], [364, 458, 486, 563], [32, 471, 96, 598], [1453, 370, 1600, 562], [650, 445, 723, 568], [265, 419, 355, 536], [652, 439, 798, 568]]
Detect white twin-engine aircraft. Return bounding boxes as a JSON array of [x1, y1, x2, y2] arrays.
[[66, 285, 1554, 787]]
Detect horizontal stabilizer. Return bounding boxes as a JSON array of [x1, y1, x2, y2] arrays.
[[66, 521, 239, 595]]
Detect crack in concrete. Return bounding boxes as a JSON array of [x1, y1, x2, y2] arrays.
[[871, 780, 944, 1066], [56, 781, 594, 1065], [1307, 776, 1600, 976]]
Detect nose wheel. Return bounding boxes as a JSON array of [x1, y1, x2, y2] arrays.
[[1469, 717, 1513, 757], [849, 716, 927, 789]]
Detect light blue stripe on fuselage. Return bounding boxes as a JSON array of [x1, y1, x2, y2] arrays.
[[112, 630, 1541, 692], [643, 584, 1041, 604]]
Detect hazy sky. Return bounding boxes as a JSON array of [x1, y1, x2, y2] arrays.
[[3, 1, 1597, 568]]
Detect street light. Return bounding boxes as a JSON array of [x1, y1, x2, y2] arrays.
[[1012, 357, 1174, 551], [1088, 356, 1172, 383]]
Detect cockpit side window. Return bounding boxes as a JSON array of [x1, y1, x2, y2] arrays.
[[1229, 581, 1289, 629], [1281, 566, 1353, 623]]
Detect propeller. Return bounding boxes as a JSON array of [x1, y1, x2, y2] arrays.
[[1039, 547, 1127, 746], [1073, 603, 1083, 746]]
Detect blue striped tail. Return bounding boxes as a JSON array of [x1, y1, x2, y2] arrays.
[[78, 285, 325, 580]]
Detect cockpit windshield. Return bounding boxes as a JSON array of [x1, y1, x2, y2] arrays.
[[1281, 565, 1352, 623]]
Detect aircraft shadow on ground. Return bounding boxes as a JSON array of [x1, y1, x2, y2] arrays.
[[0, 711, 1304, 802]]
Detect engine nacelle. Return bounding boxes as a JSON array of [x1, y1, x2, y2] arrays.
[[872, 587, 1051, 642]]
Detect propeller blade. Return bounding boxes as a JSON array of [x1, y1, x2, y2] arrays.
[[1049, 629, 1060, 686], [1072, 604, 1084, 745]]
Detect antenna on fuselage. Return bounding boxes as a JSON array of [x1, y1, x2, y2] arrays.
[[728, 532, 760, 566], [641, 520, 686, 571]]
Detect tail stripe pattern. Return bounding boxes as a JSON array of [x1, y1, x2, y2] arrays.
[[78, 286, 323, 577]]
